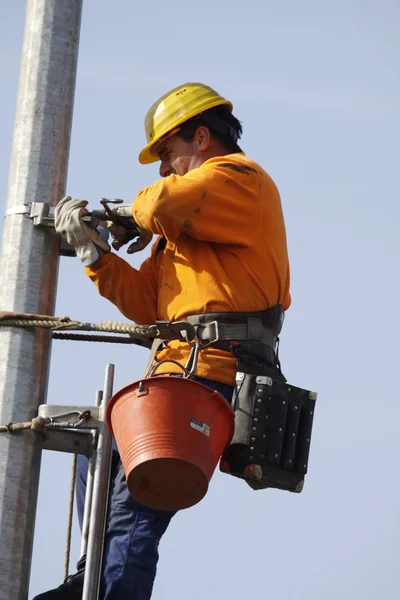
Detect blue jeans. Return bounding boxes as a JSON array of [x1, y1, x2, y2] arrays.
[[76, 376, 233, 600]]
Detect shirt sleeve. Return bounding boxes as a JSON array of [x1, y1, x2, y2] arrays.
[[84, 251, 158, 324], [132, 158, 263, 246]]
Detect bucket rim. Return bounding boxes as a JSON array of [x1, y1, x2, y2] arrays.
[[106, 375, 234, 434]]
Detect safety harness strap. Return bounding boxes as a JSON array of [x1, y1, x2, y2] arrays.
[[186, 306, 284, 361], [191, 319, 276, 349], [187, 305, 284, 337]]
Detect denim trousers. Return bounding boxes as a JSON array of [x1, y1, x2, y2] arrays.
[[75, 376, 233, 600]]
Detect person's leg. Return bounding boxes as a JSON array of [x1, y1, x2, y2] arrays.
[[76, 442, 121, 531], [100, 461, 175, 600], [32, 449, 175, 600]]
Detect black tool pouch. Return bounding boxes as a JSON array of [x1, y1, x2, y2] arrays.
[[221, 359, 317, 493]]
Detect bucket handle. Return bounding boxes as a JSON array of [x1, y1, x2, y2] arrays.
[[148, 359, 190, 378]]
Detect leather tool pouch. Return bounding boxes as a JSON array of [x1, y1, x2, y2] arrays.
[[221, 359, 317, 493]]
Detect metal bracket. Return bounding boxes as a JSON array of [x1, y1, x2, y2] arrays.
[[4, 202, 78, 256], [29, 204, 75, 256], [41, 429, 95, 457], [36, 404, 102, 456], [29, 202, 56, 227]]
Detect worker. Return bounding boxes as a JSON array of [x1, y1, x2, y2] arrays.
[[33, 82, 290, 600]]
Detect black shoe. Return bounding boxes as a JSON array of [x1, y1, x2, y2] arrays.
[[32, 570, 84, 599]]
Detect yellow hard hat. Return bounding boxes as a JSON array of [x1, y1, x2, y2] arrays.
[[138, 82, 233, 164]]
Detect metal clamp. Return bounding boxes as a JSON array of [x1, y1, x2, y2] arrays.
[[3, 202, 55, 225], [4, 205, 31, 217], [151, 320, 196, 342], [29, 203, 56, 227]]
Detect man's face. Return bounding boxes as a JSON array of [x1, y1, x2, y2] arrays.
[[156, 126, 211, 178], [157, 134, 197, 177]]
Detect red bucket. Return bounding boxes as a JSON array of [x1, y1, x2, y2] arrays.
[[106, 377, 234, 511]]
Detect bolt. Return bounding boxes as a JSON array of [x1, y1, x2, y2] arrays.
[[307, 438, 310, 443], [279, 427, 282, 432], [251, 437, 256, 442], [294, 405, 298, 410], [257, 388, 263, 394], [292, 433, 295, 437], [263, 434, 266, 438], [282, 400, 286, 404], [255, 408, 259, 413], [252, 427, 257, 431], [253, 417, 258, 422], [257, 398, 262, 403], [250, 447, 254, 451]]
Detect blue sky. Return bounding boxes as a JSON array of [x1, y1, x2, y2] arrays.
[[1, 1, 399, 598]]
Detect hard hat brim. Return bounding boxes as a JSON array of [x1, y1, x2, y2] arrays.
[[138, 97, 233, 165]]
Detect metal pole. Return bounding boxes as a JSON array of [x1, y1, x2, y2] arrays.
[[82, 364, 115, 600], [80, 390, 103, 558], [0, 1, 83, 598]]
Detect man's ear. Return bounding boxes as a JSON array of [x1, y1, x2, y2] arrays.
[[195, 126, 212, 153]]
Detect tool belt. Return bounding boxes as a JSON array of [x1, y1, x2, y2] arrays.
[[187, 305, 283, 368], [143, 305, 284, 378], [187, 305, 317, 494]]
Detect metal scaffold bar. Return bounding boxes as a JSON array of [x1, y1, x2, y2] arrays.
[[0, 1, 83, 598], [80, 391, 103, 560], [82, 364, 115, 600]]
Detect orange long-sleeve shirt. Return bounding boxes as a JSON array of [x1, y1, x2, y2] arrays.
[[85, 153, 290, 385]]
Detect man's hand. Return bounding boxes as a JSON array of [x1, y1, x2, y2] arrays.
[[55, 196, 110, 266], [105, 205, 153, 254]]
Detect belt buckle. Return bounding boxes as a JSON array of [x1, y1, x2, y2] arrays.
[[197, 320, 220, 348]]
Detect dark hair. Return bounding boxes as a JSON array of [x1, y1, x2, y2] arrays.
[[177, 105, 243, 154]]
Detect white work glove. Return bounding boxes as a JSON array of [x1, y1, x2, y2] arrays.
[[55, 196, 110, 266], [105, 205, 153, 254]]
